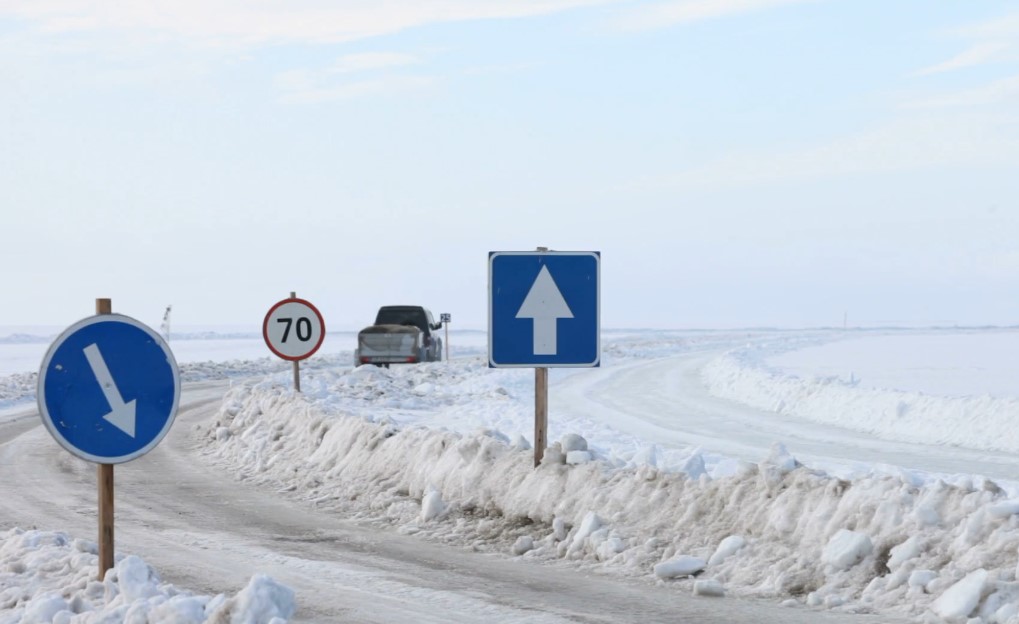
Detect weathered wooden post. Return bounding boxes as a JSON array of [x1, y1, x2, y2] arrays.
[[290, 291, 301, 392], [96, 298, 115, 577]]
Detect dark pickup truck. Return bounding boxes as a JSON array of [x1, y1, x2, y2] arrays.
[[354, 305, 443, 366]]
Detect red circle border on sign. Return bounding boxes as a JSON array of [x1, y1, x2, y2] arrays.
[[262, 297, 327, 361]]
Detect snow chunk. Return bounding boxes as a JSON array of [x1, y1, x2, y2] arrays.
[[909, 570, 937, 590], [988, 500, 1019, 519], [511, 536, 534, 556], [213, 574, 296, 624], [708, 535, 746, 567], [540, 444, 566, 465], [822, 530, 872, 571], [115, 555, 160, 602], [596, 536, 626, 561], [511, 435, 531, 451], [413, 382, 434, 395], [552, 518, 568, 542], [654, 555, 706, 579], [566, 450, 593, 465], [888, 535, 923, 570], [913, 503, 940, 527], [560, 433, 588, 453], [564, 512, 607, 558], [22, 594, 69, 623], [420, 487, 446, 522], [931, 569, 988, 621], [993, 602, 1019, 623], [632, 445, 658, 467], [680, 449, 706, 479], [763, 442, 799, 473], [693, 579, 725, 597], [574, 512, 602, 542]]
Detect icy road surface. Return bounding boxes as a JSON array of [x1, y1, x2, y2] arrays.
[[553, 348, 1019, 482]]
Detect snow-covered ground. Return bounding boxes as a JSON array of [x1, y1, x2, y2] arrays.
[[763, 330, 1019, 399], [4, 327, 1019, 622], [705, 329, 1019, 456], [0, 529, 294, 624]]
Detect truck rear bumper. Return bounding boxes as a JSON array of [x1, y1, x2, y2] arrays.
[[358, 355, 419, 364]]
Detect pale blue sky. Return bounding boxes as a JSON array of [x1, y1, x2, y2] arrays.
[[2, 1, 1018, 330]]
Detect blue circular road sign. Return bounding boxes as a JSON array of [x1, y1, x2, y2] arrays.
[[37, 314, 180, 464]]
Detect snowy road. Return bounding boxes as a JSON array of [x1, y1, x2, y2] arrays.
[[0, 380, 900, 623], [553, 349, 1019, 482]]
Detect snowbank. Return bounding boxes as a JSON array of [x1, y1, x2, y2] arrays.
[[702, 342, 1019, 455], [199, 369, 1019, 622], [0, 528, 294, 623], [0, 354, 353, 410]]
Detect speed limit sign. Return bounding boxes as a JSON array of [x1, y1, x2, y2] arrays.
[[263, 298, 326, 361]]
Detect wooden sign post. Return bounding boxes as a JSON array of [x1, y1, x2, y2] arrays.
[[533, 247, 549, 467], [290, 292, 301, 392], [262, 293, 326, 392], [534, 367, 548, 467], [96, 298, 115, 577]]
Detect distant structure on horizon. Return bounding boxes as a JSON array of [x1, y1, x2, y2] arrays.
[[160, 305, 172, 342]]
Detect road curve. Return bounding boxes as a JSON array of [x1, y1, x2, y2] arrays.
[[552, 350, 1019, 483], [0, 380, 904, 623]]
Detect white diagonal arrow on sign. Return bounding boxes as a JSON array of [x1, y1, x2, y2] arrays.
[[516, 265, 574, 355], [83, 343, 137, 438]]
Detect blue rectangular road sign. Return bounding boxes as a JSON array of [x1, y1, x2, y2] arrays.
[[489, 251, 600, 368]]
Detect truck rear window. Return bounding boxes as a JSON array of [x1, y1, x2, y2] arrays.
[[376, 308, 425, 328]]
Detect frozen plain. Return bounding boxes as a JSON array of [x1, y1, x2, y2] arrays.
[[2, 327, 1019, 622]]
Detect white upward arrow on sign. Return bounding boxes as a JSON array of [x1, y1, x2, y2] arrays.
[[83, 343, 137, 438], [516, 265, 574, 355]]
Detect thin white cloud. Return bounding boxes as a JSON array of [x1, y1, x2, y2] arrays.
[[273, 69, 317, 94], [329, 52, 420, 74], [280, 75, 436, 104], [905, 73, 1019, 109], [957, 11, 1019, 40], [274, 51, 428, 102], [0, 1, 615, 47], [645, 114, 1019, 191], [461, 61, 542, 77], [915, 42, 1012, 76], [612, 0, 815, 32], [913, 10, 1019, 76]]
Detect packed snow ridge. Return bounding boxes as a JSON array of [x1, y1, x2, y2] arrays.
[[703, 337, 1019, 454], [196, 343, 1019, 624]]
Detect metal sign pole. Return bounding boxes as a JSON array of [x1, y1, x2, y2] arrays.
[[440, 313, 451, 362], [96, 297, 115, 578]]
